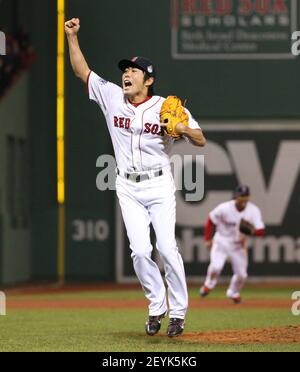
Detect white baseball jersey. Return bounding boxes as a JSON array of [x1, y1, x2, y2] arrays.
[[210, 200, 265, 245], [88, 71, 200, 172], [87, 70, 194, 319]]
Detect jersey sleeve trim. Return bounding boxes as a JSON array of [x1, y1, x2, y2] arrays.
[[204, 217, 215, 241], [255, 228, 265, 237], [185, 108, 201, 130]]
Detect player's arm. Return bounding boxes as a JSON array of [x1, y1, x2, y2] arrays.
[[239, 220, 265, 237], [176, 124, 206, 147], [65, 18, 90, 83], [247, 207, 266, 237], [204, 217, 215, 249], [255, 228, 265, 237]]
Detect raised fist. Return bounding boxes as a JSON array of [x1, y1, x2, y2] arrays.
[[65, 18, 80, 35]]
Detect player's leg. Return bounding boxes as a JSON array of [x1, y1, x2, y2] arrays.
[[149, 190, 187, 320], [201, 242, 227, 295], [116, 177, 168, 319], [226, 247, 248, 303], [148, 172, 187, 336]]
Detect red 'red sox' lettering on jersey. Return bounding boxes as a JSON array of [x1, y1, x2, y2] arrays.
[[88, 71, 200, 172], [144, 123, 164, 136], [113, 117, 164, 137], [114, 116, 131, 129]]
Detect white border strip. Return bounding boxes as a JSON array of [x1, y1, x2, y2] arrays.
[[172, 0, 298, 60]]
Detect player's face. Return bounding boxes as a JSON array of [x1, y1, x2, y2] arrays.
[[122, 67, 150, 99], [235, 196, 250, 212]]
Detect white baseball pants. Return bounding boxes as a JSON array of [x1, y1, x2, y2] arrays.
[[204, 240, 248, 298], [116, 170, 188, 319]]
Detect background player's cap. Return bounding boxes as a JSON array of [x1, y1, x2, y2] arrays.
[[234, 185, 250, 197], [118, 56, 156, 78]]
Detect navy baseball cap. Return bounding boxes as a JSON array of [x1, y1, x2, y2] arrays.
[[118, 56, 156, 78], [234, 185, 250, 197]]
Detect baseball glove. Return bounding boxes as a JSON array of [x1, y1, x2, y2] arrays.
[[239, 219, 255, 236], [160, 96, 189, 139]]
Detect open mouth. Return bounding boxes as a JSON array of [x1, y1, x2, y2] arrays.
[[124, 80, 132, 88]]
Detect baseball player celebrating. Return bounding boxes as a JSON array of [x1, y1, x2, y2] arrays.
[[65, 18, 206, 337], [200, 185, 265, 303]]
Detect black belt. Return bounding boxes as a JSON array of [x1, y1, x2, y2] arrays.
[[117, 169, 163, 183]]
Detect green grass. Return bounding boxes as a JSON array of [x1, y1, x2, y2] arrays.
[[1, 286, 299, 352], [7, 285, 297, 300]]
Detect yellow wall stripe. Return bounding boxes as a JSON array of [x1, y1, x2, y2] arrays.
[[57, 0, 65, 283], [57, 0, 65, 204]]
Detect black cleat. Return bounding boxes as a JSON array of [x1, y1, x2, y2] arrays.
[[167, 318, 185, 337], [145, 312, 166, 336]]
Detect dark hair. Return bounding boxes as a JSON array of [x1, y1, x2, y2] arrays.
[[143, 72, 155, 96]]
